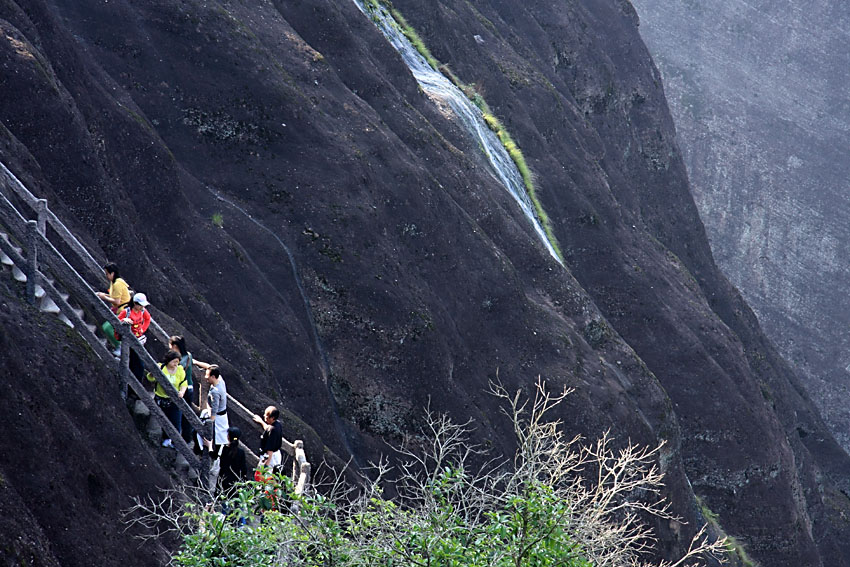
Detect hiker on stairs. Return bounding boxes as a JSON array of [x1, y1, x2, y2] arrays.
[[253, 406, 283, 471], [97, 263, 131, 350], [201, 365, 229, 454], [199, 365, 228, 489], [169, 335, 196, 446], [219, 426, 249, 494], [117, 292, 151, 340], [146, 350, 188, 448], [116, 292, 152, 379]]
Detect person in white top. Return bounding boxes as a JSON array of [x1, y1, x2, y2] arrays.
[[201, 364, 229, 456]]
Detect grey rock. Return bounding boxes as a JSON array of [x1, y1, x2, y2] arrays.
[[631, 0, 850, 452]]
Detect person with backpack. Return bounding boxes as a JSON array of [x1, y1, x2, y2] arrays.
[[97, 263, 131, 350], [115, 293, 152, 378], [253, 405, 283, 471], [146, 350, 188, 448], [116, 292, 151, 340], [219, 426, 249, 494]]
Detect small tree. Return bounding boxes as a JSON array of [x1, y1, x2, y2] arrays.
[[125, 379, 727, 567]]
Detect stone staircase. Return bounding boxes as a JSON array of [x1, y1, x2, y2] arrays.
[[0, 161, 310, 493]]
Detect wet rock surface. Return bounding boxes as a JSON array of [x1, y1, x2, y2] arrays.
[[0, 0, 849, 565]]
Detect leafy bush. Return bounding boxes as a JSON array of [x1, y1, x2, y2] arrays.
[[126, 380, 726, 567]]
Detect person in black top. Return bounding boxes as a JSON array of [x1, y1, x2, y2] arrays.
[[253, 406, 283, 471], [219, 426, 249, 494]]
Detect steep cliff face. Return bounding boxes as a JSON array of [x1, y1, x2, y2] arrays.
[[630, 0, 850, 454], [1, 0, 849, 565]]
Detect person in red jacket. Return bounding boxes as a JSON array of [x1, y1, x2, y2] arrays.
[[115, 292, 152, 379], [117, 292, 151, 340]]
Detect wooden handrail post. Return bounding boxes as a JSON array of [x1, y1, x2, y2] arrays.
[[200, 420, 212, 488], [292, 440, 301, 485], [35, 199, 47, 236], [25, 220, 38, 305], [119, 322, 131, 400]]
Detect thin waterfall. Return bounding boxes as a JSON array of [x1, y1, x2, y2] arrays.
[[353, 0, 563, 264]]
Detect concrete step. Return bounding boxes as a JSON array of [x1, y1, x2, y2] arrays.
[[146, 415, 163, 443], [85, 322, 97, 334], [34, 284, 45, 299], [59, 292, 69, 303], [12, 266, 26, 282], [72, 307, 84, 319], [58, 313, 73, 328], [174, 453, 190, 474], [0, 251, 12, 267], [39, 296, 60, 314], [133, 399, 151, 420]]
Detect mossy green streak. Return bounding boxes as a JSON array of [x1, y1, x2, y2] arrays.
[[363, 0, 563, 262]]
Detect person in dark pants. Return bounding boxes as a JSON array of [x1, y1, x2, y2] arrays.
[[116, 293, 152, 380], [219, 427, 249, 494], [146, 350, 188, 448], [169, 335, 195, 445]]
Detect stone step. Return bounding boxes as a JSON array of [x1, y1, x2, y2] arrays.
[[174, 453, 190, 474], [85, 322, 96, 335], [58, 313, 74, 328], [39, 296, 60, 314], [12, 266, 26, 282], [60, 292, 69, 303], [72, 307, 84, 319], [146, 415, 163, 442], [0, 251, 12, 267], [34, 284, 45, 299], [133, 399, 151, 420]]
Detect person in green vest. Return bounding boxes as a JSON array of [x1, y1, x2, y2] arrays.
[[147, 350, 188, 448]]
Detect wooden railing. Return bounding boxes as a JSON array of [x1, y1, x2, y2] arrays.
[[0, 162, 310, 494]]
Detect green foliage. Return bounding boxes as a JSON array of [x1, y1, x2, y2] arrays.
[[211, 213, 224, 228], [725, 536, 758, 567], [163, 467, 591, 567], [128, 380, 728, 567]]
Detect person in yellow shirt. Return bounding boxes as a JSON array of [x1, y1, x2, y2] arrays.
[[147, 351, 188, 448], [96, 263, 130, 312], [97, 263, 131, 350]]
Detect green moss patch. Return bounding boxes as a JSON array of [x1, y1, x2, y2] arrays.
[[362, 0, 563, 262]]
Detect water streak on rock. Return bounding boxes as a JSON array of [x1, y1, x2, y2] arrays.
[[353, 0, 562, 264], [207, 187, 361, 466]]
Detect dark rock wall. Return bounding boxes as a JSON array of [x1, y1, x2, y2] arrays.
[[388, 0, 850, 564], [630, 0, 850, 456], [0, 0, 848, 565], [0, 276, 172, 566]]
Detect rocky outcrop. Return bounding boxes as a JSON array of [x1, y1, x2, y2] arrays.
[[631, 0, 850, 456], [1, 0, 849, 565]]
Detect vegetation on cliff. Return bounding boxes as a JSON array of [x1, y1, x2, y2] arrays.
[[128, 381, 725, 566]]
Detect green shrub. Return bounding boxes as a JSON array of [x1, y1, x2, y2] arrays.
[[127, 380, 727, 567]]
